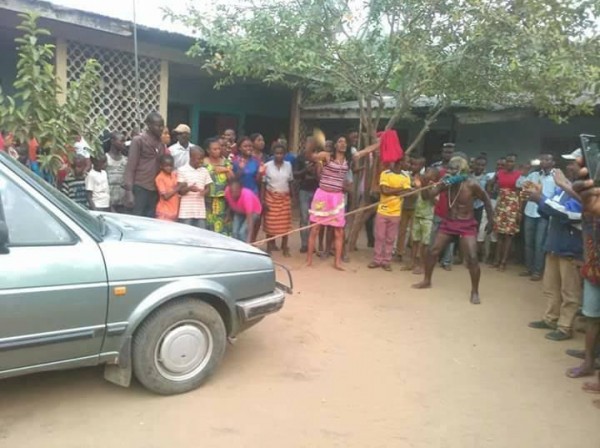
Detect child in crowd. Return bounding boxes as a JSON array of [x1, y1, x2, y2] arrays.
[[225, 178, 262, 243], [61, 154, 89, 208], [85, 154, 110, 211], [402, 158, 435, 274], [177, 147, 212, 228], [368, 157, 412, 271], [155, 154, 185, 222]]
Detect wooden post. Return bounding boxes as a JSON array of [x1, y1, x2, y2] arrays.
[[288, 88, 302, 153]]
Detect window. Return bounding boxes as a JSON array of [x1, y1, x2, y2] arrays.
[[0, 173, 74, 246]]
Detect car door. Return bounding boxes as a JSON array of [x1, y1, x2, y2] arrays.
[[0, 169, 108, 373]]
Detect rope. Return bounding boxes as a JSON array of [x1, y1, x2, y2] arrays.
[[252, 182, 439, 246]]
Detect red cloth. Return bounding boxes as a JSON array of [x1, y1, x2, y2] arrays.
[[377, 130, 403, 164], [440, 218, 478, 237], [496, 169, 521, 190], [28, 138, 38, 162], [434, 168, 448, 218]]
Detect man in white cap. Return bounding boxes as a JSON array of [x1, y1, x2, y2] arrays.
[[169, 124, 198, 169], [525, 149, 582, 341]]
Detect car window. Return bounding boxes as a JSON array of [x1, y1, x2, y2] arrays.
[[0, 172, 74, 246], [0, 152, 102, 239]]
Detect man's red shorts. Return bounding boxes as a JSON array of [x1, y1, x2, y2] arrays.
[[439, 218, 478, 237]]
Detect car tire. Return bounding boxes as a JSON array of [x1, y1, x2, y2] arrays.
[[132, 298, 227, 395]]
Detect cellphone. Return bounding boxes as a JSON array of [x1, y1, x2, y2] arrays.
[[580, 134, 600, 186]]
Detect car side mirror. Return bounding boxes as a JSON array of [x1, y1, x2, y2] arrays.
[[0, 221, 9, 254]]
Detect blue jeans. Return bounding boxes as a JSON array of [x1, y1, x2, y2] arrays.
[[298, 189, 314, 249], [431, 215, 454, 267], [524, 216, 548, 275], [232, 213, 260, 242], [179, 218, 206, 229]]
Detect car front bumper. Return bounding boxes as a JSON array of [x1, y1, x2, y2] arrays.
[[236, 288, 286, 323]]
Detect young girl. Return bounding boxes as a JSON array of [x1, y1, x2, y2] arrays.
[[262, 143, 294, 256], [85, 154, 110, 212], [225, 179, 262, 243], [155, 154, 184, 221], [233, 137, 261, 196], [307, 135, 379, 270], [205, 137, 234, 234]]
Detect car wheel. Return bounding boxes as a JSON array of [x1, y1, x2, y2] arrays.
[[132, 299, 227, 395]]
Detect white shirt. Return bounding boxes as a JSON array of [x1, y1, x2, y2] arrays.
[[264, 160, 293, 193], [85, 169, 110, 208], [169, 142, 198, 169], [177, 164, 212, 219]]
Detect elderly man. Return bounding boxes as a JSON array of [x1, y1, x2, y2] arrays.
[[413, 154, 494, 304], [169, 124, 198, 169]]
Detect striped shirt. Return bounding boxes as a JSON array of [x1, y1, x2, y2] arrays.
[[177, 164, 212, 219], [319, 159, 348, 192], [61, 173, 88, 208]]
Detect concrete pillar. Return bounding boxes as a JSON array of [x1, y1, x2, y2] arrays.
[[190, 104, 201, 145], [55, 38, 68, 105], [159, 60, 169, 122]]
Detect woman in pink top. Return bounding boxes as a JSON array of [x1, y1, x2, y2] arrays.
[[225, 179, 262, 243]]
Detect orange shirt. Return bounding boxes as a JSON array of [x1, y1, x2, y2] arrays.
[[155, 171, 180, 221]]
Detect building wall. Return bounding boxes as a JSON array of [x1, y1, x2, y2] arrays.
[[168, 77, 292, 146], [456, 114, 600, 166]]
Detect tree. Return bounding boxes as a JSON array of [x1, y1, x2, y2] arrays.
[[169, 0, 599, 150], [169, 0, 598, 249], [0, 13, 104, 178]]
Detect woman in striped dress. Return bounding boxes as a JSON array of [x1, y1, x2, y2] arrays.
[[306, 135, 379, 270], [261, 143, 294, 255]]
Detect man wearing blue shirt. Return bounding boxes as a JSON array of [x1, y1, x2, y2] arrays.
[[526, 158, 582, 341], [519, 154, 556, 281]]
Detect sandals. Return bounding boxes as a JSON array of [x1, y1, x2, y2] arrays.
[[382, 264, 392, 272], [566, 365, 594, 378]]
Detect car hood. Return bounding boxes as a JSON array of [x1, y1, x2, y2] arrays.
[[100, 212, 266, 255]]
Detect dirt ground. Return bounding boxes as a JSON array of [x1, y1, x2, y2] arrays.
[[1, 243, 599, 447]]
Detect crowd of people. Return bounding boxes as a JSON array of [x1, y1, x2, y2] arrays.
[[2, 110, 600, 407]]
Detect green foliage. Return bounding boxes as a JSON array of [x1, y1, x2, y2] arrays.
[[0, 13, 104, 177], [169, 0, 599, 144]]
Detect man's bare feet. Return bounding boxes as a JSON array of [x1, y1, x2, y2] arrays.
[[582, 382, 600, 394], [412, 280, 431, 289], [412, 266, 423, 275], [470, 292, 481, 305], [306, 256, 313, 267], [334, 263, 346, 271]]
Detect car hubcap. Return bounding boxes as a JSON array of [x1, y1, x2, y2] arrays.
[[155, 320, 213, 381]]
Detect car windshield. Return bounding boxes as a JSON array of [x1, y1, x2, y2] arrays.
[[0, 152, 103, 238]]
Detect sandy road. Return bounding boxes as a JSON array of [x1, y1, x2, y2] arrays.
[[0, 248, 598, 447]]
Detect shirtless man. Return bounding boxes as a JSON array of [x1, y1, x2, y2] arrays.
[[413, 155, 494, 304]]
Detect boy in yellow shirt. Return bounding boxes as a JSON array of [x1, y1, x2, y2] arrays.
[[368, 158, 412, 271]]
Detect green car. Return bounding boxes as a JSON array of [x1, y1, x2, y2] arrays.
[[0, 152, 291, 395]]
